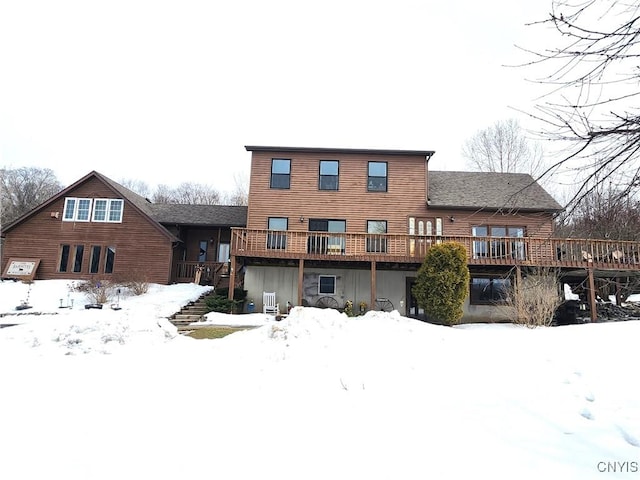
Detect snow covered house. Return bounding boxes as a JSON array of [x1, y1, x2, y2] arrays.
[[228, 145, 640, 322]]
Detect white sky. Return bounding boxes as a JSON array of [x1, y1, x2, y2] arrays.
[[0, 0, 556, 195]]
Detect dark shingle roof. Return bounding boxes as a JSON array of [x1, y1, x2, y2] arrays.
[[96, 172, 247, 226], [428, 171, 563, 212], [148, 204, 247, 226]]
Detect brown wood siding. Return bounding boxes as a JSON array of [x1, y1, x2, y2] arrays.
[[423, 208, 555, 239], [247, 151, 429, 234], [2, 177, 174, 284], [247, 150, 555, 239]]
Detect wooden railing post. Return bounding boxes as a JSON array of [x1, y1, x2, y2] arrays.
[[587, 267, 597, 323]]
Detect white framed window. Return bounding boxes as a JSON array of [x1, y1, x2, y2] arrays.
[[92, 199, 124, 222], [318, 275, 336, 295], [108, 199, 123, 222], [63, 198, 92, 222]]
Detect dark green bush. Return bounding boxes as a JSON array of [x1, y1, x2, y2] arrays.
[[205, 295, 237, 314], [412, 242, 470, 325], [214, 287, 247, 301]]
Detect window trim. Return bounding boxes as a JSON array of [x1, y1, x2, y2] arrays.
[[319, 160, 339, 191], [270, 158, 291, 189], [63, 197, 93, 222], [367, 161, 388, 192], [318, 275, 336, 295], [92, 199, 124, 223]]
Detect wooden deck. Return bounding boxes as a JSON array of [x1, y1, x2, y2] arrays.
[[230, 228, 640, 271]]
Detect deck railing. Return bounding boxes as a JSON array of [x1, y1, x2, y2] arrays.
[[230, 228, 640, 270], [173, 261, 228, 284]]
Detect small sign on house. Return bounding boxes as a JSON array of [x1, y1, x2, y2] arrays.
[[2, 258, 41, 282]]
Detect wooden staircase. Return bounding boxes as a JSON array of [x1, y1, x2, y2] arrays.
[[169, 290, 217, 327]]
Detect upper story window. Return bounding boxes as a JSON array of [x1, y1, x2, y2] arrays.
[[63, 197, 124, 223], [367, 162, 387, 192], [271, 159, 291, 189], [92, 199, 124, 223], [63, 198, 92, 222], [319, 160, 339, 190]]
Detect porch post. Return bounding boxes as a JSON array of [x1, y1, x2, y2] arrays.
[[615, 277, 622, 307], [228, 255, 237, 301], [587, 267, 597, 322], [370, 260, 377, 310], [298, 259, 304, 306]]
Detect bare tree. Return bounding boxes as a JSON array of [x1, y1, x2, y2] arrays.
[[151, 182, 221, 205], [222, 172, 249, 206], [118, 178, 152, 199], [556, 177, 640, 241], [519, 1, 640, 216], [150, 184, 175, 204], [0, 167, 63, 225], [462, 118, 546, 177]]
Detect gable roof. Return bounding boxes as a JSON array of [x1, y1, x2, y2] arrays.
[[428, 171, 563, 212], [1, 171, 247, 237]]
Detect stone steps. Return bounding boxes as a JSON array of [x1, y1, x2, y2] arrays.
[[169, 290, 218, 327]]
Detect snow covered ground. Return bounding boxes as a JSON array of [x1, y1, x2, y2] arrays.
[[0, 279, 638, 479]]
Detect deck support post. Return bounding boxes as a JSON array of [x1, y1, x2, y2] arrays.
[[370, 260, 377, 310], [587, 267, 597, 322], [227, 255, 237, 301], [615, 277, 622, 307], [298, 259, 304, 306]]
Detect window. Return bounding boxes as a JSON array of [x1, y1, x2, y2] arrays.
[[270, 159, 291, 189], [308, 219, 346, 254], [198, 240, 208, 262], [104, 246, 116, 274], [108, 199, 123, 222], [472, 225, 526, 259], [367, 220, 387, 253], [89, 246, 101, 274], [59, 245, 70, 272], [73, 245, 84, 273], [218, 242, 230, 263], [93, 200, 107, 221], [267, 217, 288, 249], [367, 162, 387, 192], [319, 160, 339, 190], [92, 199, 124, 222], [65, 197, 123, 222], [318, 275, 336, 295], [63, 198, 92, 222], [470, 276, 511, 305]]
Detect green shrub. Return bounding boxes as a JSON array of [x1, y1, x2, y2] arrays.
[[205, 295, 238, 314], [214, 287, 247, 301], [412, 242, 470, 325]]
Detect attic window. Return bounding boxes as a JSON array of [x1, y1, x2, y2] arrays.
[[92, 199, 124, 223], [63, 198, 92, 222], [63, 197, 124, 223]]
